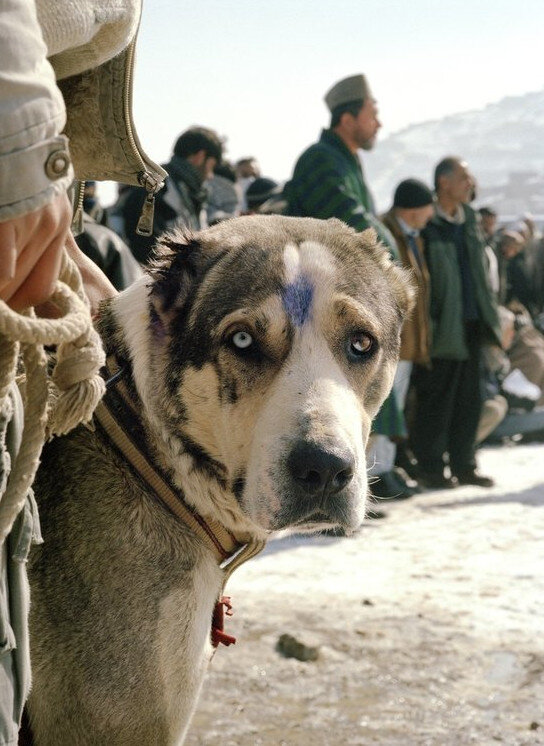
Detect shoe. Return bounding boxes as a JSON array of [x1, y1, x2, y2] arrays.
[[418, 472, 458, 490], [371, 471, 414, 501], [454, 470, 495, 487], [393, 466, 423, 494], [394, 443, 420, 481]]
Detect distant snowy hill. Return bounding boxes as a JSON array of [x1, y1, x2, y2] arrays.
[[365, 88, 544, 217]]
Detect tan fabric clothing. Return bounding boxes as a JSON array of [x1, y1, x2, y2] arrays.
[[508, 325, 544, 406], [382, 209, 431, 366], [0, 2, 162, 738], [37, 0, 140, 79], [0, 0, 165, 222], [0, 0, 71, 221], [476, 394, 508, 443]]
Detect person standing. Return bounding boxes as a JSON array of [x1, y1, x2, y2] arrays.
[[285, 73, 396, 251], [478, 206, 498, 248], [382, 179, 434, 371], [380, 179, 434, 489], [410, 157, 501, 489], [235, 157, 260, 212], [206, 161, 240, 226], [120, 126, 224, 263], [0, 1, 164, 741]]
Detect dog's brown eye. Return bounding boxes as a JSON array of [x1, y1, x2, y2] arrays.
[[231, 330, 254, 350], [348, 332, 374, 359]]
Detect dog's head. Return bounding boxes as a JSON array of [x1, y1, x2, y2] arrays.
[[113, 216, 414, 538]]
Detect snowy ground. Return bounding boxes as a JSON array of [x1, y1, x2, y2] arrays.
[[187, 442, 544, 746]]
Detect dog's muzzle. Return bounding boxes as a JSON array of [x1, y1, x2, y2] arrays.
[[280, 440, 356, 527], [287, 441, 354, 496]]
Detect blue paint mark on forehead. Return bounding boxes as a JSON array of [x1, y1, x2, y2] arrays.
[[282, 275, 314, 327]]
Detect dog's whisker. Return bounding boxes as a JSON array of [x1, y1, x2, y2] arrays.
[[366, 450, 379, 475]]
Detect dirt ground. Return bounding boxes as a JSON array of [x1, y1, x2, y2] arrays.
[[186, 442, 544, 746]]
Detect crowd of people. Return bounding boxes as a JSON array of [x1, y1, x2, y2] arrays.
[[89, 73, 544, 505], [1, 2, 543, 737]]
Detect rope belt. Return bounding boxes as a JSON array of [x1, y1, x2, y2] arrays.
[[94, 355, 266, 647], [0, 250, 105, 543]]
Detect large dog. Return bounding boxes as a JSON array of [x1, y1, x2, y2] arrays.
[[28, 215, 413, 745]]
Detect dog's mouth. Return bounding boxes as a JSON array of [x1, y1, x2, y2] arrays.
[[282, 507, 355, 534], [291, 512, 364, 537], [293, 512, 338, 533], [266, 477, 366, 533], [294, 510, 331, 526]]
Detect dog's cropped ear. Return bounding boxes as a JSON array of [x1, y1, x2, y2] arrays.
[[358, 228, 416, 320], [146, 228, 219, 323]]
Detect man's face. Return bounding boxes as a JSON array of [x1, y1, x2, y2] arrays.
[[481, 214, 497, 237], [410, 203, 435, 230], [238, 160, 260, 179], [502, 238, 523, 259], [189, 150, 217, 181], [352, 98, 381, 151], [203, 156, 217, 181], [441, 162, 473, 205]]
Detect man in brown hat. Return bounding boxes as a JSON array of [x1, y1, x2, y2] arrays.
[[372, 179, 435, 493], [382, 178, 435, 373]]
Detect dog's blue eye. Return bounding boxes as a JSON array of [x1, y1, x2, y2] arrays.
[[231, 330, 254, 350], [348, 332, 374, 359]]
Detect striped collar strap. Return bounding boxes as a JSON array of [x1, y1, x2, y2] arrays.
[[93, 355, 265, 576]]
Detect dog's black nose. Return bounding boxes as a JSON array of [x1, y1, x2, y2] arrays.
[[287, 442, 354, 497]]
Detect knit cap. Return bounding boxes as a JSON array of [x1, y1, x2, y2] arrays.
[[393, 179, 434, 209], [246, 178, 279, 209]]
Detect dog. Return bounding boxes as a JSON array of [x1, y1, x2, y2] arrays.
[[27, 215, 414, 745]]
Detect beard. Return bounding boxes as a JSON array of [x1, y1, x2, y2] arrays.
[[358, 135, 377, 151]]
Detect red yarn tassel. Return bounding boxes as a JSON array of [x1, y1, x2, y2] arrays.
[[211, 596, 236, 648]]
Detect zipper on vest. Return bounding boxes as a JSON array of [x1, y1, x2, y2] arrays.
[[136, 173, 159, 236], [71, 180, 85, 235], [122, 33, 166, 237]]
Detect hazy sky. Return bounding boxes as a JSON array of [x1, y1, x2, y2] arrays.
[[103, 0, 544, 201]]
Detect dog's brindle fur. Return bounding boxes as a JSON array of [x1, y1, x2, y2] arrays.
[[28, 216, 414, 745]]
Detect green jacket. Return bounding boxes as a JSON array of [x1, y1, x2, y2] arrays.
[[423, 205, 501, 360], [285, 129, 398, 256]]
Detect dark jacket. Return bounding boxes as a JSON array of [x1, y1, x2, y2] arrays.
[[423, 204, 501, 359], [285, 129, 397, 255], [118, 156, 207, 264], [505, 250, 540, 318], [76, 214, 143, 290]]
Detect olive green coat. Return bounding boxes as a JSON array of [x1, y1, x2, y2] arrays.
[[423, 205, 501, 359]]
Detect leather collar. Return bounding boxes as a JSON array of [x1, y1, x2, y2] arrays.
[[93, 355, 266, 576]]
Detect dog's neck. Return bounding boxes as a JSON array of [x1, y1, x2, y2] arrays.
[[99, 278, 267, 544]]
